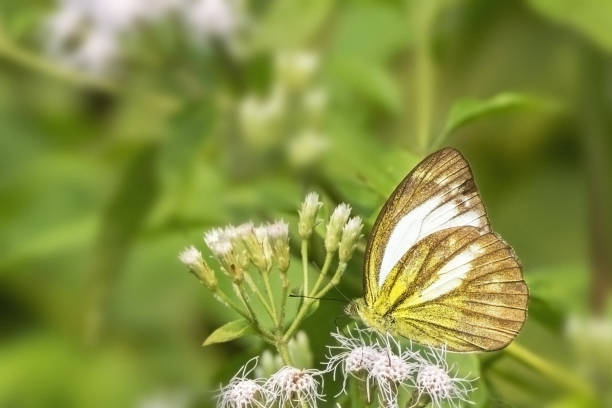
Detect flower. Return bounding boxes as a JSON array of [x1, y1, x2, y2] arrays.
[[203, 227, 243, 282], [325, 203, 351, 253], [219, 358, 268, 408], [276, 51, 319, 90], [178, 245, 217, 289], [368, 334, 417, 406], [411, 347, 475, 408], [266, 366, 325, 408], [325, 326, 383, 397], [267, 220, 291, 272], [338, 216, 363, 262], [287, 130, 329, 168], [298, 192, 322, 239]]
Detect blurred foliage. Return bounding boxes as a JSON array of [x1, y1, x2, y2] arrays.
[[1, 0, 612, 407]]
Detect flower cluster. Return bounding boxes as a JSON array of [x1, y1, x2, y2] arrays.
[[45, 0, 243, 74], [219, 359, 324, 408], [326, 327, 476, 408], [178, 193, 363, 359]]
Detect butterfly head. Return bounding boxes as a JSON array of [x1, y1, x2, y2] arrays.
[[345, 298, 389, 333]]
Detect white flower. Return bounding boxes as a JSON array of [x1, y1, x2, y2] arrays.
[[325, 326, 384, 397], [325, 203, 351, 253], [287, 130, 329, 168], [298, 192, 322, 239], [183, 0, 240, 38], [266, 367, 325, 408], [178, 245, 203, 268], [412, 347, 475, 408], [338, 216, 363, 262], [219, 358, 268, 408], [276, 51, 319, 90], [204, 227, 234, 256], [368, 334, 417, 406]]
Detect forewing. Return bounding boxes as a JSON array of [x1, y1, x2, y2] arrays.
[[364, 148, 490, 305], [375, 226, 527, 352]]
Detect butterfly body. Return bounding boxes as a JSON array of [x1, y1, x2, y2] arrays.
[[349, 148, 528, 352]]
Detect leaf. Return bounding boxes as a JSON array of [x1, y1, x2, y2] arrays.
[[202, 319, 255, 346], [252, 0, 333, 51], [440, 92, 552, 141], [526, 0, 612, 52]]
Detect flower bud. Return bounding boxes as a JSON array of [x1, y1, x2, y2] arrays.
[[204, 228, 243, 283], [267, 220, 290, 272], [178, 245, 217, 289], [338, 216, 363, 262], [254, 225, 274, 272], [298, 192, 322, 239], [325, 203, 351, 253], [240, 225, 268, 272], [276, 51, 319, 91]]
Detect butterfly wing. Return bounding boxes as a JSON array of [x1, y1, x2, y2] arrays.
[[364, 148, 490, 306], [374, 226, 527, 351]]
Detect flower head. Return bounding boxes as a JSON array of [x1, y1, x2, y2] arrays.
[[219, 358, 268, 408], [267, 220, 290, 272], [412, 347, 476, 408], [325, 327, 383, 397], [178, 245, 217, 289], [338, 216, 363, 262], [204, 227, 243, 282], [325, 203, 351, 253], [298, 192, 322, 239], [266, 367, 324, 408]]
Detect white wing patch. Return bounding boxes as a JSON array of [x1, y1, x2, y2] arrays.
[[418, 243, 484, 302], [377, 196, 484, 286]]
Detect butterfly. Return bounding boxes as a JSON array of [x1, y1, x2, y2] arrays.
[[346, 148, 528, 352]]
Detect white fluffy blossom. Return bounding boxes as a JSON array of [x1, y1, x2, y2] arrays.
[[411, 347, 476, 408], [178, 245, 203, 268], [45, 0, 243, 74], [325, 203, 352, 252], [298, 192, 323, 239], [218, 358, 268, 408], [266, 367, 324, 408]]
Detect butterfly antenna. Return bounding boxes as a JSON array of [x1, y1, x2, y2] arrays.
[[288, 294, 346, 303], [332, 285, 351, 302]]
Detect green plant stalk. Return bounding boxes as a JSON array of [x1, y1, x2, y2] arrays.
[[505, 342, 593, 397], [315, 262, 347, 298], [301, 240, 309, 295], [244, 274, 277, 324], [277, 340, 294, 366], [279, 272, 290, 327], [262, 272, 279, 327], [283, 262, 347, 342], [309, 251, 334, 296], [211, 287, 250, 320]]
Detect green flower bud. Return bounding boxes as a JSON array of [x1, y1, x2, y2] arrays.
[[325, 203, 351, 253], [298, 192, 322, 239]]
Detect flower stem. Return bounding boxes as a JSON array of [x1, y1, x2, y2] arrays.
[[301, 240, 309, 295], [314, 261, 347, 298], [244, 274, 277, 324], [279, 272, 290, 327], [212, 287, 250, 320], [277, 341, 294, 366], [262, 272, 279, 326], [505, 342, 594, 397], [309, 251, 334, 296]]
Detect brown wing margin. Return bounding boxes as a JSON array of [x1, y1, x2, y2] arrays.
[[363, 148, 491, 306]]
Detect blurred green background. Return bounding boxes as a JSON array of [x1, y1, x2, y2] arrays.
[[1, 0, 612, 407]]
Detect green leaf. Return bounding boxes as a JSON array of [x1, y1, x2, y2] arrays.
[[440, 92, 551, 141], [526, 0, 612, 52], [252, 0, 333, 51], [202, 319, 255, 346]]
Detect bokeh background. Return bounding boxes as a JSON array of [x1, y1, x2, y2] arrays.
[[1, 0, 612, 407]]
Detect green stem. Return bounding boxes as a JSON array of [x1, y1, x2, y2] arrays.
[[412, 0, 440, 153], [505, 342, 593, 397], [315, 261, 347, 298], [309, 251, 334, 296], [212, 288, 250, 320], [301, 240, 309, 295], [244, 274, 277, 323], [262, 272, 279, 326], [283, 262, 347, 343], [277, 341, 293, 366], [279, 272, 290, 328], [225, 284, 275, 343]]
